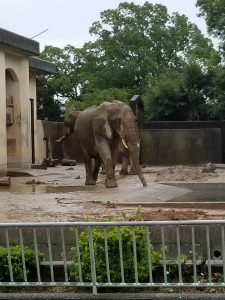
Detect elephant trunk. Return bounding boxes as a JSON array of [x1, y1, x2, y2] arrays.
[[120, 117, 147, 187], [127, 143, 147, 187]]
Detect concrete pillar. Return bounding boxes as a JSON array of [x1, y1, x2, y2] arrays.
[[0, 51, 7, 175], [19, 58, 31, 168]]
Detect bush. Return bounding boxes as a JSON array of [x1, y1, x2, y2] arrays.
[[69, 225, 161, 283], [0, 245, 43, 282]]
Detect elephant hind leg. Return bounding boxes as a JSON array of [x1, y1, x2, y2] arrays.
[[82, 150, 96, 185], [119, 155, 129, 175], [92, 155, 102, 182]]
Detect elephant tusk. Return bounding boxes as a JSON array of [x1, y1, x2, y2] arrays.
[[137, 142, 140, 148], [122, 139, 128, 149]]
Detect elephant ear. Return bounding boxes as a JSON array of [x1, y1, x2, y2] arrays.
[[93, 116, 113, 140]]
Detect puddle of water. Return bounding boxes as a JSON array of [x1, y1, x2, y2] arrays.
[[167, 183, 225, 202], [0, 185, 99, 194]]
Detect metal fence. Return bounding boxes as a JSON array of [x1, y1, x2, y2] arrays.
[[0, 220, 225, 294]]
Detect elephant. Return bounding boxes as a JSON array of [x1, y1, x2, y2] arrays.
[[56, 109, 137, 175], [74, 100, 147, 188]]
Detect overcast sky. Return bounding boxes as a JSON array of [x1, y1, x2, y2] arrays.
[[1, 0, 208, 50]]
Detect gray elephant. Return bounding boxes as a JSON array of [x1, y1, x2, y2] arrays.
[[56, 109, 137, 175], [74, 101, 147, 188]]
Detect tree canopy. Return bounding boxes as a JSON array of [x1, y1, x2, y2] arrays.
[[196, 0, 225, 39], [37, 1, 225, 121]]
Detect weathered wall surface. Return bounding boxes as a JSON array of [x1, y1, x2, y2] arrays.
[[36, 120, 84, 163], [140, 128, 222, 165], [37, 121, 223, 165], [36, 120, 64, 163], [0, 51, 7, 175]]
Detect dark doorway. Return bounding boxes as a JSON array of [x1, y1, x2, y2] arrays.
[[30, 98, 35, 164]]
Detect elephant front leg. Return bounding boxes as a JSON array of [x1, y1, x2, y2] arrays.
[[104, 159, 118, 188], [95, 137, 118, 188]]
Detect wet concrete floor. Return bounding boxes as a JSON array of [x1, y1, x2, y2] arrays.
[[1, 181, 224, 203], [0, 164, 225, 222], [167, 183, 225, 202], [0, 184, 96, 194]]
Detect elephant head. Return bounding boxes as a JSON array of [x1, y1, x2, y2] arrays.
[[93, 101, 147, 187], [56, 110, 81, 143], [64, 111, 81, 135]]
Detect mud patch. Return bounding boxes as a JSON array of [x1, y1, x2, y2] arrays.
[[141, 209, 208, 221], [156, 165, 218, 182], [0, 185, 99, 194]]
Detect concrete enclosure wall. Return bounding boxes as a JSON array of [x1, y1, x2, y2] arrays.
[[36, 120, 83, 163], [37, 121, 223, 165], [140, 128, 222, 165]]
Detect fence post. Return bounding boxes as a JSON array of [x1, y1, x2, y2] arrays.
[[88, 226, 97, 294]]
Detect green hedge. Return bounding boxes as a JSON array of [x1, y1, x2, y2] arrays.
[[0, 245, 43, 282], [69, 226, 161, 283]]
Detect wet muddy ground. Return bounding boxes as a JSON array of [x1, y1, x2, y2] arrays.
[[1, 164, 225, 222]]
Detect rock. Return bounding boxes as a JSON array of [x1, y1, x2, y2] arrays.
[[44, 158, 60, 167], [61, 159, 76, 166], [31, 163, 47, 170], [202, 162, 217, 173], [26, 179, 45, 185], [0, 177, 11, 186]]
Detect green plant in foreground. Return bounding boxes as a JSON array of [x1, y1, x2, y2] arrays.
[[0, 245, 43, 282], [69, 225, 161, 283]]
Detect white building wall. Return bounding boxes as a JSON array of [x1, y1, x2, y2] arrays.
[[0, 50, 7, 174], [5, 53, 31, 168]]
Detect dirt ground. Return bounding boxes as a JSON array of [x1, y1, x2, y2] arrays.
[[1, 163, 225, 222]]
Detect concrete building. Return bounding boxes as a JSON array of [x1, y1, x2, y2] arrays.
[[0, 28, 56, 174]]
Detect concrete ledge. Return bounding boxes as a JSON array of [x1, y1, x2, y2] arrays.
[[0, 293, 224, 300], [0, 28, 39, 55], [29, 57, 56, 74]]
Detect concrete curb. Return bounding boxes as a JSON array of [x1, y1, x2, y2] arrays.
[[0, 293, 224, 300]]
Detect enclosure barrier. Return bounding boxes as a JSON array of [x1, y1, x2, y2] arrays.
[[0, 220, 225, 294]]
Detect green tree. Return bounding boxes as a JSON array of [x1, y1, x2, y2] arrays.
[[39, 45, 85, 100], [196, 0, 225, 39], [37, 1, 220, 121], [65, 88, 131, 112], [196, 0, 225, 120], [144, 61, 215, 121], [36, 75, 63, 121], [82, 2, 216, 94]]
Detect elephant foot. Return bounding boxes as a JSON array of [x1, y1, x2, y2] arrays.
[[85, 179, 96, 185], [105, 178, 118, 188], [119, 169, 128, 175]]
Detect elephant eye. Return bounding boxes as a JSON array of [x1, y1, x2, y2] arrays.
[[112, 119, 121, 129]]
